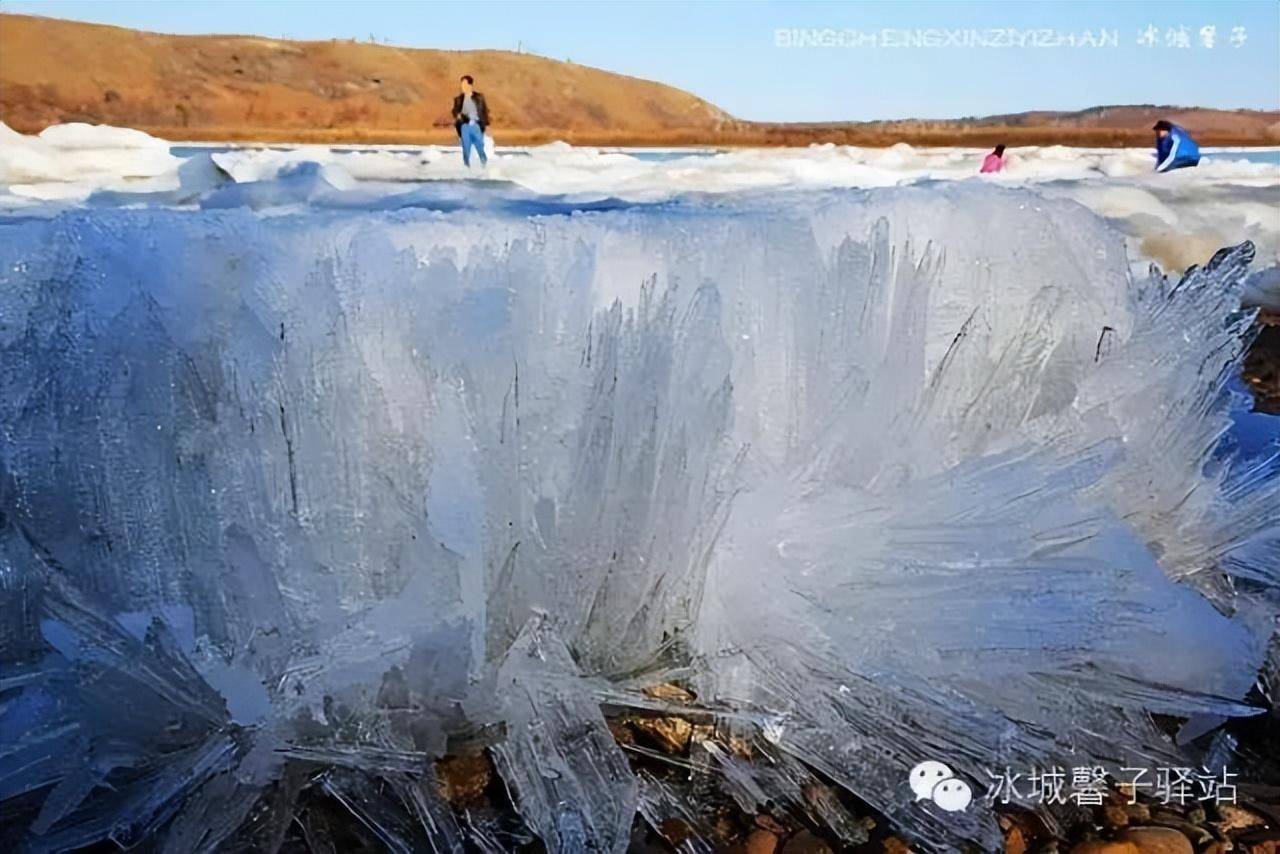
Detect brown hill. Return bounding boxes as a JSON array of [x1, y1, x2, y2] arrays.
[[2, 13, 1277, 147], [737, 106, 1280, 148], [0, 13, 735, 144]]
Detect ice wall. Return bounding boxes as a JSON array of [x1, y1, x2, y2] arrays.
[[0, 185, 1276, 851]]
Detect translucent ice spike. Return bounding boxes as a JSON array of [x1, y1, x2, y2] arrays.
[[491, 615, 639, 853]]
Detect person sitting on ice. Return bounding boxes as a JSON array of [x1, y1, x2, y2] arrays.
[[1152, 120, 1200, 173], [451, 75, 490, 169], [980, 144, 1007, 174]]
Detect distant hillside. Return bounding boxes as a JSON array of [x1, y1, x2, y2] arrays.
[[737, 106, 1280, 148], [0, 13, 735, 144], [2, 14, 1277, 147]]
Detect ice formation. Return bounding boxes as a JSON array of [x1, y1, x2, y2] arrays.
[[0, 164, 1278, 851], [3, 123, 1278, 310], [0, 122, 180, 198]]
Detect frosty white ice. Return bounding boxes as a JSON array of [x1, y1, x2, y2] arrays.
[[3, 122, 1278, 309]]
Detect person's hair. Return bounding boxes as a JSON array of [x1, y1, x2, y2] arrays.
[[993, 144, 1006, 156], [460, 75, 474, 85], [1153, 119, 1173, 132]]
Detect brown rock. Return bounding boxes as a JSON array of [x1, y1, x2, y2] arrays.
[[882, 837, 913, 854], [1217, 804, 1266, 833], [1102, 804, 1132, 829], [1004, 824, 1028, 854], [728, 733, 754, 760], [745, 829, 779, 854], [712, 814, 738, 843], [643, 682, 696, 703], [1145, 819, 1211, 847], [1118, 826, 1194, 854], [607, 718, 636, 746], [1068, 842, 1139, 854], [1126, 803, 1152, 822], [631, 715, 693, 754], [754, 814, 789, 836], [656, 818, 697, 848], [434, 752, 492, 804], [1246, 842, 1280, 854], [781, 830, 833, 854], [1116, 783, 1140, 801], [998, 809, 1046, 848]]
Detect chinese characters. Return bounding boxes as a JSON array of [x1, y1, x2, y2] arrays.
[[1137, 24, 1247, 48], [985, 766, 1237, 807]]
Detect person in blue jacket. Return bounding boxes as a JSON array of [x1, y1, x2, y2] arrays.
[[1152, 120, 1201, 173]]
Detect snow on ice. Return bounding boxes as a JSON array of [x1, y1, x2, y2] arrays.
[[2, 122, 1277, 310]]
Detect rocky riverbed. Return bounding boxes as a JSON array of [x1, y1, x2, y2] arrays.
[[406, 697, 1280, 854], [1245, 312, 1280, 414]]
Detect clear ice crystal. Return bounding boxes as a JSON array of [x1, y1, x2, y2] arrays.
[[0, 185, 1276, 851]]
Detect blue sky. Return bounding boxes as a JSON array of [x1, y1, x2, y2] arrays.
[[3, 1, 1277, 121]]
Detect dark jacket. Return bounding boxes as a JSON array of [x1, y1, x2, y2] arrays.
[[451, 92, 490, 136]]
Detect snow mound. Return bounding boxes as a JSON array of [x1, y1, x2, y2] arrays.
[[0, 121, 180, 196], [37, 122, 170, 151]]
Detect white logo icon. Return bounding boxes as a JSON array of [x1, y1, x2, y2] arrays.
[[908, 760, 952, 800], [932, 777, 973, 812], [908, 760, 972, 812]]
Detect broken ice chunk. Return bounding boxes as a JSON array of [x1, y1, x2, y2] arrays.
[[491, 615, 638, 853]]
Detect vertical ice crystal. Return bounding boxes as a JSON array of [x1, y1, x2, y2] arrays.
[[492, 616, 638, 852]]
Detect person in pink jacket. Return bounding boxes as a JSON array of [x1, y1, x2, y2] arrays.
[[980, 144, 1007, 173]]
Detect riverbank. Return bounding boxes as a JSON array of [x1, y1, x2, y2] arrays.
[[34, 123, 1280, 149]]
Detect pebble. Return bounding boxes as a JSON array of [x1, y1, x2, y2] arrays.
[[1118, 826, 1194, 854], [780, 830, 833, 854], [1217, 804, 1266, 833], [754, 814, 788, 836], [1102, 804, 1132, 829], [630, 715, 693, 753], [744, 829, 779, 854], [607, 719, 635, 746], [1003, 824, 1027, 854], [656, 818, 697, 848], [1126, 803, 1152, 822], [1146, 818, 1211, 847], [1068, 841, 1139, 854], [642, 682, 696, 703], [434, 752, 491, 804]]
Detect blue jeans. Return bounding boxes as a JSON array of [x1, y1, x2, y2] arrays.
[[461, 122, 487, 167]]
